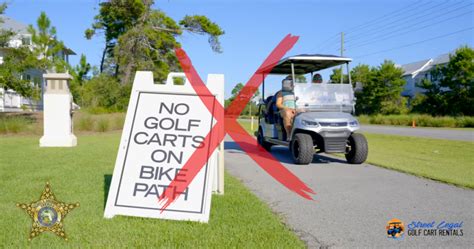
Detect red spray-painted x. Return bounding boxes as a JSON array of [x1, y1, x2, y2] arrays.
[[159, 34, 315, 211]]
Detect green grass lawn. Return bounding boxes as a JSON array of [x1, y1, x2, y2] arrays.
[[0, 133, 304, 248], [237, 121, 474, 188], [362, 133, 474, 188]]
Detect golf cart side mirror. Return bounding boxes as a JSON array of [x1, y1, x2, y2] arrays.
[[295, 96, 299, 101]]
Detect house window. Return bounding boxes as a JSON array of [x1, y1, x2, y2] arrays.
[[26, 74, 31, 81], [21, 37, 31, 45]]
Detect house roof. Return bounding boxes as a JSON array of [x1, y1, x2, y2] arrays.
[[1, 15, 76, 55], [420, 53, 450, 72], [432, 53, 450, 65], [400, 52, 452, 77], [0, 15, 29, 35], [400, 59, 431, 76]]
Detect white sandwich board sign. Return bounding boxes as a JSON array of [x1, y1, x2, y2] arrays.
[[104, 71, 223, 222]]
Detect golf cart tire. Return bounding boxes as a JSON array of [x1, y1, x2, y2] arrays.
[[292, 133, 314, 165], [345, 133, 368, 164], [258, 128, 273, 151]]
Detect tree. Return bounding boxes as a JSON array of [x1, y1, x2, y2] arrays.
[[329, 67, 349, 83], [28, 12, 66, 72], [0, 3, 14, 47], [81, 74, 130, 111], [72, 54, 91, 85], [86, 0, 224, 84], [413, 46, 474, 115], [410, 79, 449, 115], [355, 60, 407, 114], [350, 64, 371, 88], [228, 83, 260, 116], [85, 0, 147, 73], [69, 54, 91, 105], [434, 46, 474, 115], [0, 47, 39, 98], [0, 4, 38, 98]]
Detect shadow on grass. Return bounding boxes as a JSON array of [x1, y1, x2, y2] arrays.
[[224, 140, 347, 165], [103, 174, 112, 209]]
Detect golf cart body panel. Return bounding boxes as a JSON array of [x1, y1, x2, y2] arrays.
[[257, 54, 368, 164]]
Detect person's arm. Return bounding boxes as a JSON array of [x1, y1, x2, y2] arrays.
[[275, 92, 284, 110]]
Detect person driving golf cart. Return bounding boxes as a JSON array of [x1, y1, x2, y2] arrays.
[[312, 73, 323, 84], [276, 77, 296, 141]]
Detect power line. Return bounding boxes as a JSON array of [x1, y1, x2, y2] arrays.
[[312, 0, 431, 53], [346, 8, 473, 50], [353, 26, 474, 59], [344, 0, 431, 36], [346, 1, 469, 45], [310, 33, 340, 52]]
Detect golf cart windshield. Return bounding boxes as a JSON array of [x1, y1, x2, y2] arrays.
[[294, 83, 355, 113], [259, 54, 355, 112]]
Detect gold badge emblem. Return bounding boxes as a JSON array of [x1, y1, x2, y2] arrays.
[[17, 182, 79, 241]]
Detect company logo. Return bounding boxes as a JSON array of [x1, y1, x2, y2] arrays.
[[386, 218, 405, 239], [406, 220, 464, 237]]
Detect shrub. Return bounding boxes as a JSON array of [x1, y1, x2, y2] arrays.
[[0, 115, 36, 134], [77, 115, 94, 131], [358, 114, 474, 128], [95, 118, 110, 132], [81, 74, 130, 112], [113, 114, 126, 130], [455, 116, 474, 128]]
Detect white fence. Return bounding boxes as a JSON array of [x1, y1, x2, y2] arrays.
[[0, 88, 41, 112]]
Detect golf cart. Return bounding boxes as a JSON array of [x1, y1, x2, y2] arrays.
[[257, 54, 368, 165]]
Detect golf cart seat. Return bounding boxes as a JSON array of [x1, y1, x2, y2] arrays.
[[264, 92, 283, 125], [264, 96, 274, 123], [264, 91, 287, 140]]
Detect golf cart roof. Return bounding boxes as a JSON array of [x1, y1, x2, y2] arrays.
[[262, 54, 352, 75]]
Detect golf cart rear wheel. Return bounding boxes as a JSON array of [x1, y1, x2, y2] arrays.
[[345, 133, 368, 164], [291, 133, 314, 165], [257, 128, 273, 151]]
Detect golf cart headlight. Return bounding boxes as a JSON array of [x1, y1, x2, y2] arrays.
[[349, 120, 359, 127], [301, 119, 319, 127]]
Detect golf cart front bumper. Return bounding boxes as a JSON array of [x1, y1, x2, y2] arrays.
[[319, 128, 351, 153], [292, 113, 360, 153]]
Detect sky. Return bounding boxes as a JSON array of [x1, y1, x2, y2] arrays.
[[3, 0, 474, 98]]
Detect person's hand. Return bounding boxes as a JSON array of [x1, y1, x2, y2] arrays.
[[296, 108, 305, 113]]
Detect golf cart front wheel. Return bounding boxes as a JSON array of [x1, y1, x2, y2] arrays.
[[345, 133, 368, 164], [291, 133, 314, 165], [257, 128, 273, 151]]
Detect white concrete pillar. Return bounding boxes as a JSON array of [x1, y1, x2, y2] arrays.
[[39, 73, 77, 147]]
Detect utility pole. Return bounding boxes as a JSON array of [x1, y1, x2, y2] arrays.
[[340, 32, 344, 84]]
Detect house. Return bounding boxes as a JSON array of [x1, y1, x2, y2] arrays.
[[399, 53, 450, 98], [0, 16, 75, 112]]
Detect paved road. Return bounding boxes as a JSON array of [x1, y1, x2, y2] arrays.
[[360, 125, 474, 141], [225, 139, 474, 248]]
